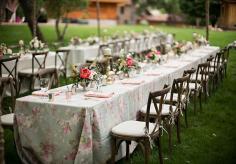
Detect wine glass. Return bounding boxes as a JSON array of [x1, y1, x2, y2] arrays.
[[40, 78, 49, 92]]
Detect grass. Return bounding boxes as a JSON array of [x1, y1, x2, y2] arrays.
[[1, 24, 236, 164]]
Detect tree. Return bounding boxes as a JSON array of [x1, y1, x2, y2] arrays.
[[179, 0, 220, 26], [19, 0, 44, 41], [45, 0, 88, 42]]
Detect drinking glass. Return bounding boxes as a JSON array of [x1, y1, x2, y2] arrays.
[[40, 78, 49, 92]]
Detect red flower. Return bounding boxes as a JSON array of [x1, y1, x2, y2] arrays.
[[80, 68, 91, 79], [126, 57, 134, 67]]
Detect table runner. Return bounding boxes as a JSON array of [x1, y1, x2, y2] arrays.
[[14, 46, 219, 164]]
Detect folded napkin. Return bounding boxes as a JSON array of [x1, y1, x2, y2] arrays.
[[84, 91, 114, 98], [121, 79, 145, 85], [144, 72, 161, 76], [32, 90, 61, 97], [181, 59, 193, 62], [162, 65, 179, 68]]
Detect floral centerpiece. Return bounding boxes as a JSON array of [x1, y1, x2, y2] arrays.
[[70, 36, 82, 46], [0, 43, 12, 57], [173, 41, 186, 56], [71, 65, 99, 91], [86, 36, 99, 45], [29, 37, 45, 51], [18, 40, 27, 56], [193, 33, 208, 47], [145, 48, 161, 63], [115, 50, 139, 77]]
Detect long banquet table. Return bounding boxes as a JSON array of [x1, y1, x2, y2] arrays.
[[14, 46, 219, 164]]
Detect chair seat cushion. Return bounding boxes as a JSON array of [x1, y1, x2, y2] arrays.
[[165, 93, 187, 103], [189, 82, 201, 90], [46, 65, 65, 70], [111, 120, 157, 137], [191, 73, 208, 81], [1, 113, 14, 126], [18, 68, 41, 75], [140, 103, 177, 116]]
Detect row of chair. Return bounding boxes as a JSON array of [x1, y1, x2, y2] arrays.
[[109, 47, 229, 164]]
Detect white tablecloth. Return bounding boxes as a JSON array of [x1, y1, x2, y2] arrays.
[[14, 46, 219, 164]]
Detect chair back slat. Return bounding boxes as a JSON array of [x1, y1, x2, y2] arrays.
[[171, 74, 190, 110], [55, 49, 70, 72], [32, 51, 48, 74], [145, 85, 171, 136]]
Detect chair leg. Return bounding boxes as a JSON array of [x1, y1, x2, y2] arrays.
[[167, 123, 172, 156], [203, 82, 207, 102], [111, 137, 117, 164], [156, 136, 163, 164], [194, 91, 197, 115], [18, 76, 23, 96], [176, 115, 181, 143], [184, 106, 188, 128], [144, 139, 150, 164], [125, 140, 130, 160], [199, 91, 202, 112]]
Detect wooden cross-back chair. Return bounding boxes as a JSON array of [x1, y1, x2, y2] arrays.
[[139, 75, 190, 155], [170, 74, 190, 128], [111, 86, 171, 164], [55, 49, 70, 84], [183, 68, 201, 114], [134, 37, 142, 55], [224, 47, 230, 77], [193, 61, 211, 102], [86, 44, 111, 74], [142, 36, 151, 55], [18, 51, 48, 94], [0, 77, 15, 128], [219, 47, 229, 79], [0, 56, 19, 94], [123, 39, 131, 54], [209, 52, 223, 91]]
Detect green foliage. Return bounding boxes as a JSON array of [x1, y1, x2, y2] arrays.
[[179, 0, 220, 25], [45, 0, 88, 18]]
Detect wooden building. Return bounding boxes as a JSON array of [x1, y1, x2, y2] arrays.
[[219, 0, 236, 29], [66, 0, 134, 25]]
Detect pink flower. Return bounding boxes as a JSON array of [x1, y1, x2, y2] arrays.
[[156, 50, 161, 55], [126, 57, 134, 67]]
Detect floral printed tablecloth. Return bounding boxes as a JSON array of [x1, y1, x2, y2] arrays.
[[14, 46, 219, 164]]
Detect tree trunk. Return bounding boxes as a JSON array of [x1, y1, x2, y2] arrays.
[[18, 0, 44, 41], [55, 17, 68, 42], [0, 0, 7, 23], [205, 0, 210, 41]]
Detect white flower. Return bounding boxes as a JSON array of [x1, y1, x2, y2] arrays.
[[19, 40, 24, 46], [103, 48, 112, 56], [34, 41, 39, 49], [119, 49, 125, 56], [193, 32, 197, 38], [39, 41, 44, 49], [89, 70, 97, 80], [7, 48, 12, 54]]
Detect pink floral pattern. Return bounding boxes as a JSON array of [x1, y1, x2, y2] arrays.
[[13, 47, 220, 164]]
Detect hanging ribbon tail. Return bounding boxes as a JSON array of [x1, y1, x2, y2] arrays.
[[144, 127, 154, 149]]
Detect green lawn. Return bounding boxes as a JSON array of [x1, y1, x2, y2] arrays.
[[1, 24, 236, 164]]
